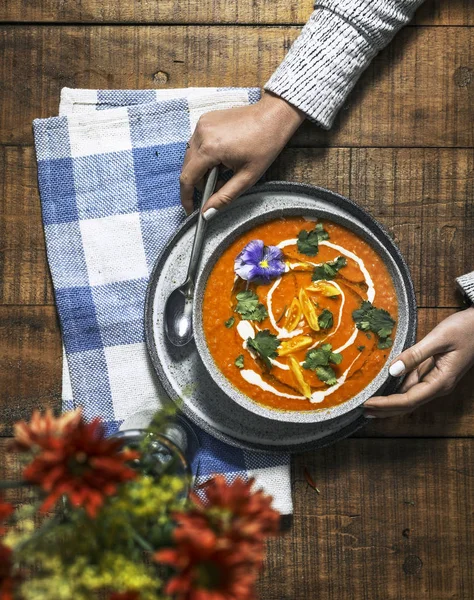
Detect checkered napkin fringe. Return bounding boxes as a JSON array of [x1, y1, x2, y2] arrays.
[[33, 87, 292, 514]]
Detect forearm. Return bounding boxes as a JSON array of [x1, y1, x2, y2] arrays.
[[265, 0, 425, 128]]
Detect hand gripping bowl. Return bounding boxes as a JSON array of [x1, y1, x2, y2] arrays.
[[192, 183, 417, 424]]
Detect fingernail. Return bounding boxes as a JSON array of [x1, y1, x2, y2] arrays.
[[202, 208, 218, 221], [389, 360, 405, 377]]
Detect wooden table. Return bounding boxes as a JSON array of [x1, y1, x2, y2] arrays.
[[1, 1, 473, 598]]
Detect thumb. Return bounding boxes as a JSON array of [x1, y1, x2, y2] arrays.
[[388, 331, 448, 378], [202, 169, 255, 217]]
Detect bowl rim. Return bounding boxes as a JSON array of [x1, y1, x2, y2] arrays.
[[192, 182, 417, 423]]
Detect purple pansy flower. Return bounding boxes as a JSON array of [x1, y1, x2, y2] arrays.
[[234, 239, 286, 284]]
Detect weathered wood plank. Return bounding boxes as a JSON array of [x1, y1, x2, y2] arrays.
[[0, 306, 61, 437], [0, 26, 472, 147], [3, 146, 471, 307], [0, 307, 472, 437], [0, 0, 471, 25], [0, 146, 53, 305], [260, 439, 474, 600]]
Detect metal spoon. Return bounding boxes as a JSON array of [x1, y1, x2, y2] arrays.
[[164, 167, 219, 346]]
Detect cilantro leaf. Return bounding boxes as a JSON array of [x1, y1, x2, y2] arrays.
[[235, 290, 268, 322], [315, 366, 338, 386], [303, 343, 342, 373], [352, 301, 395, 349], [234, 354, 244, 369], [377, 337, 393, 350], [318, 308, 333, 330], [297, 223, 329, 257], [225, 317, 235, 328], [247, 330, 280, 370], [312, 256, 347, 281], [357, 345, 365, 352]]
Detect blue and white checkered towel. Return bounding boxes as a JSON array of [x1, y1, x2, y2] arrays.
[[33, 87, 292, 514]]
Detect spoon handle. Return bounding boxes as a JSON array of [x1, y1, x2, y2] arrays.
[[185, 166, 219, 293]]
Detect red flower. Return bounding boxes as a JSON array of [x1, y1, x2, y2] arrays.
[[20, 413, 139, 518], [155, 529, 259, 600], [154, 476, 280, 600], [13, 408, 82, 452], [0, 498, 14, 537], [0, 544, 16, 600], [0, 499, 13, 523], [192, 476, 280, 541], [109, 592, 140, 600]]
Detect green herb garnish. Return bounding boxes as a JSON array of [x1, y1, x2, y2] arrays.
[[247, 330, 280, 370], [225, 316, 235, 328], [314, 366, 338, 386], [357, 345, 365, 352], [318, 308, 333, 330], [235, 290, 268, 322], [297, 223, 329, 256], [303, 343, 342, 386], [312, 256, 347, 281], [234, 354, 244, 369], [352, 300, 395, 349]]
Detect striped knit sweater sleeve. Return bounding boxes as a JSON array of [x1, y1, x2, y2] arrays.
[[265, 0, 424, 129]]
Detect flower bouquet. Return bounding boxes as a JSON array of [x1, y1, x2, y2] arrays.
[[0, 409, 280, 600]]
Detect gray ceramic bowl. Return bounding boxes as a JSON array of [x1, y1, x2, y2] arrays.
[[193, 183, 416, 424]]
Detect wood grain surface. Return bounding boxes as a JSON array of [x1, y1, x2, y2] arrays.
[[1, 26, 472, 147], [1, 0, 472, 25], [259, 439, 474, 600]]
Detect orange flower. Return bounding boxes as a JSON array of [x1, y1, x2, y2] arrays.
[[21, 415, 139, 518], [0, 499, 13, 523], [154, 476, 280, 600], [155, 527, 259, 600], [0, 544, 16, 600], [192, 476, 280, 541], [13, 408, 82, 452], [0, 498, 13, 537]]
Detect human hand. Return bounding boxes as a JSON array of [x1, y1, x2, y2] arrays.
[[364, 307, 474, 418], [180, 92, 305, 216]]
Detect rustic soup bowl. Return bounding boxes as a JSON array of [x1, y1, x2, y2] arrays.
[[193, 183, 417, 424]]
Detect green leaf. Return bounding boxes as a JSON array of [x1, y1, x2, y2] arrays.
[[297, 223, 329, 256], [352, 301, 395, 348], [377, 337, 393, 350], [329, 351, 343, 365], [235, 290, 268, 322], [303, 343, 342, 372], [247, 330, 280, 370], [357, 345, 365, 352], [225, 316, 235, 328], [315, 366, 338, 386], [234, 354, 244, 369], [312, 256, 347, 281], [318, 308, 333, 330]]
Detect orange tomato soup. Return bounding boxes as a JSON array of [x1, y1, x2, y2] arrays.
[[202, 217, 397, 412]]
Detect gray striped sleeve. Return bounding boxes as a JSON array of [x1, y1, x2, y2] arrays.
[[265, 0, 424, 128], [456, 272, 474, 305]]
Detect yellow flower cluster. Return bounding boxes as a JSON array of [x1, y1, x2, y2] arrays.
[[20, 552, 163, 600], [112, 474, 186, 521]]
